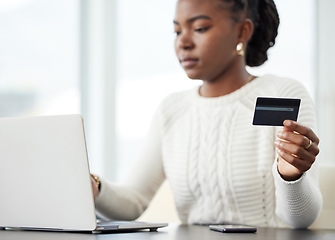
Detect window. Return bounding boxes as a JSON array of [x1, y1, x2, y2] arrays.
[[0, 0, 80, 117], [316, 0, 335, 164]]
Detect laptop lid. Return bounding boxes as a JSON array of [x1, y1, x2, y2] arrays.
[[0, 114, 168, 233], [0, 114, 97, 231]]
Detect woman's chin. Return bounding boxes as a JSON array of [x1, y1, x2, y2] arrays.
[[185, 71, 202, 80]]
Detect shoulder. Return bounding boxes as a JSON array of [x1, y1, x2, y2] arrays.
[[162, 87, 197, 104], [157, 87, 197, 114], [151, 87, 198, 129], [241, 74, 313, 111], [256, 74, 311, 98], [255, 74, 316, 129]]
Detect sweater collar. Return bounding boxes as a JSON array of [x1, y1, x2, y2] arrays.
[[192, 76, 263, 106]]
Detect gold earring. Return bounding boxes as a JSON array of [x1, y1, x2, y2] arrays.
[[236, 42, 244, 56]]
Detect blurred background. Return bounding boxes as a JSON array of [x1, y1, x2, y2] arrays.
[[0, 0, 334, 181]]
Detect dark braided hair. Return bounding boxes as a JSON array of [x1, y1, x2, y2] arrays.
[[220, 0, 280, 67]]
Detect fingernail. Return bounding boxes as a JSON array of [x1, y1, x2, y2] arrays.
[[284, 120, 291, 126], [274, 140, 280, 146], [277, 131, 283, 137]]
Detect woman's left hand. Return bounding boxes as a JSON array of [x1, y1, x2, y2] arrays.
[[275, 120, 320, 181]]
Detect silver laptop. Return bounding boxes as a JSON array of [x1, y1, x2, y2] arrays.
[[0, 114, 167, 233]]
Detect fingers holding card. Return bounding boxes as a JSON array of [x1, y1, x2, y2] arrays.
[[251, 97, 320, 181], [275, 120, 320, 179]]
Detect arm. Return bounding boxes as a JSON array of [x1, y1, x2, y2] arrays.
[[93, 110, 166, 220], [272, 159, 322, 228], [272, 82, 322, 228]]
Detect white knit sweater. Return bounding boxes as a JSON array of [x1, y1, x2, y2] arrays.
[[95, 75, 322, 228]]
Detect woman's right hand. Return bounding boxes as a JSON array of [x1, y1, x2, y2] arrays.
[[90, 174, 100, 201]]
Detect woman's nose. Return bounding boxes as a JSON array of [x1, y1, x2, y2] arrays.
[[176, 32, 194, 50]]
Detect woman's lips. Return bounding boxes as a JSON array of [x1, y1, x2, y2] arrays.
[[180, 58, 198, 68]]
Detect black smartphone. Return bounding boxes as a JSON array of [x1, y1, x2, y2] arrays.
[[209, 224, 257, 233]]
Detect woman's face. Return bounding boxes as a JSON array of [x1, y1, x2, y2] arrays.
[[174, 0, 241, 82]]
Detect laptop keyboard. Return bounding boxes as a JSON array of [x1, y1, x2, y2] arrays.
[[96, 220, 166, 231]]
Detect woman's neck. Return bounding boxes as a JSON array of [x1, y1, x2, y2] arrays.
[[199, 70, 253, 98]]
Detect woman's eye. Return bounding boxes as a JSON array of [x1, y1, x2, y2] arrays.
[[194, 27, 209, 33], [174, 28, 181, 35]]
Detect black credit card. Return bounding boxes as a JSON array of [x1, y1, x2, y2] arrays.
[[252, 97, 301, 126]]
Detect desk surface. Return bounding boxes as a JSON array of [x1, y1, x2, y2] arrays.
[[1, 224, 334, 240]]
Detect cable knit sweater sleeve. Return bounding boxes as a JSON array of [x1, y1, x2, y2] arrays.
[[272, 163, 322, 228], [94, 109, 165, 220], [270, 77, 322, 228]]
